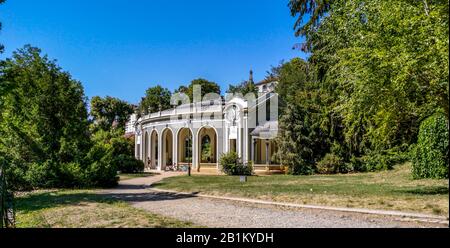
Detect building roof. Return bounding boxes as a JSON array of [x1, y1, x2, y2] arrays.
[[255, 77, 278, 86], [250, 121, 278, 139]]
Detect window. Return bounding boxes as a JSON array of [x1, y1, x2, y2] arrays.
[[184, 137, 192, 162]]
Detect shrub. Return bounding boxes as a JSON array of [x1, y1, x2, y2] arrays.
[[25, 160, 58, 188], [84, 144, 119, 187], [316, 154, 350, 174], [220, 152, 253, 176], [2, 158, 29, 191], [114, 154, 144, 173], [24, 160, 88, 189], [346, 148, 408, 173], [412, 113, 449, 179], [56, 162, 86, 187]]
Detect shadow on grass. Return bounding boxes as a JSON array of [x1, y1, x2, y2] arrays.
[[396, 186, 449, 196], [16, 190, 196, 213]]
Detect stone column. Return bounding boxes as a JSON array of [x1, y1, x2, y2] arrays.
[[135, 133, 139, 159], [157, 132, 163, 171], [243, 113, 249, 163], [250, 137, 255, 164], [192, 128, 199, 171], [173, 129, 178, 169]]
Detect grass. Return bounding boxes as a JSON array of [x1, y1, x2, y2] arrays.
[[15, 190, 197, 228], [119, 172, 155, 181], [154, 163, 449, 216]]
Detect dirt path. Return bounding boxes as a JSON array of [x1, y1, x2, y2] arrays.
[[98, 173, 447, 228]]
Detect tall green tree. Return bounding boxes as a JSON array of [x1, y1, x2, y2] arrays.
[[90, 96, 134, 132], [138, 85, 172, 116], [289, 0, 333, 51], [286, 0, 449, 175], [177, 78, 221, 102], [0, 45, 91, 187], [0, 45, 101, 189], [313, 0, 448, 152], [274, 58, 333, 174]]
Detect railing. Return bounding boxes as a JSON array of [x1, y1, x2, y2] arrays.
[[138, 92, 276, 123], [141, 100, 225, 121]]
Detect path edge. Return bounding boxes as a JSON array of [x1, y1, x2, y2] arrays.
[[148, 187, 449, 225]]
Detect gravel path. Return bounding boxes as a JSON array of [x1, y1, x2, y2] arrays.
[[99, 173, 447, 228]]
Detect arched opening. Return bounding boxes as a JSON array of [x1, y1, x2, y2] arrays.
[[150, 130, 158, 170], [197, 126, 217, 170], [177, 128, 193, 168], [162, 129, 174, 169]]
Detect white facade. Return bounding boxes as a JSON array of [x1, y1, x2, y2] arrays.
[[125, 113, 138, 134], [129, 80, 280, 173]]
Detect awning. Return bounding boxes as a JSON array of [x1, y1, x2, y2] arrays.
[[251, 121, 278, 139]]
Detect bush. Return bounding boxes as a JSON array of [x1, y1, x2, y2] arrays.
[[220, 152, 253, 176], [84, 144, 119, 187], [24, 160, 88, 189], [56, 162, 86, 188], [25, 160, 58, 188], [316, 154, 351, 174], [412, 113, 449, 179], [346, 148, 408, 173], [2, 158, 29, 191], [114, 154, 144, 173]]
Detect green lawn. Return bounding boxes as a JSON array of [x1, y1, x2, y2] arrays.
[[154, 163, 449, 216], [119, 172, 155, 181], [15, 190, 197, 228]]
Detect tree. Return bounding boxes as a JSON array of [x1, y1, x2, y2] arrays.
[[0, 45, 96, 188], [227, 81, 257, 97], [90, 96, 134, 132], [181, 78, 221, 102], [227, 71, 258, 97], [289, 0, 333, 51], [286, 0, 449, 174], [274, 59, 332, 175], [0, 45, 90, 163], [313, 0, 448, 152], [138, 85, 172, 116]]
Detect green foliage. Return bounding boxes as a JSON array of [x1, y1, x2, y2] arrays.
[[91, 129, 144, 174], [412, 113, 449, 179], [0, 46, 122, 189], [138, 85, 172, 116], [289, 0, 332, 50], [283, 0, 449, 177], [316, 154, 349, 174], [115, 155, 144, 174], [274, 59, 331, 175], [219, 152, 253, 176], [201, 143, 212, 162], [90, 96, 134, 132], [176, 78, 221, 102], [227, 80, 257, 97], [307, 0, 448, 153], [84, 144, 118, 188]]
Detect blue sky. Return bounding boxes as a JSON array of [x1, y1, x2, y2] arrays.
[[0, 0, 307, 104]]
